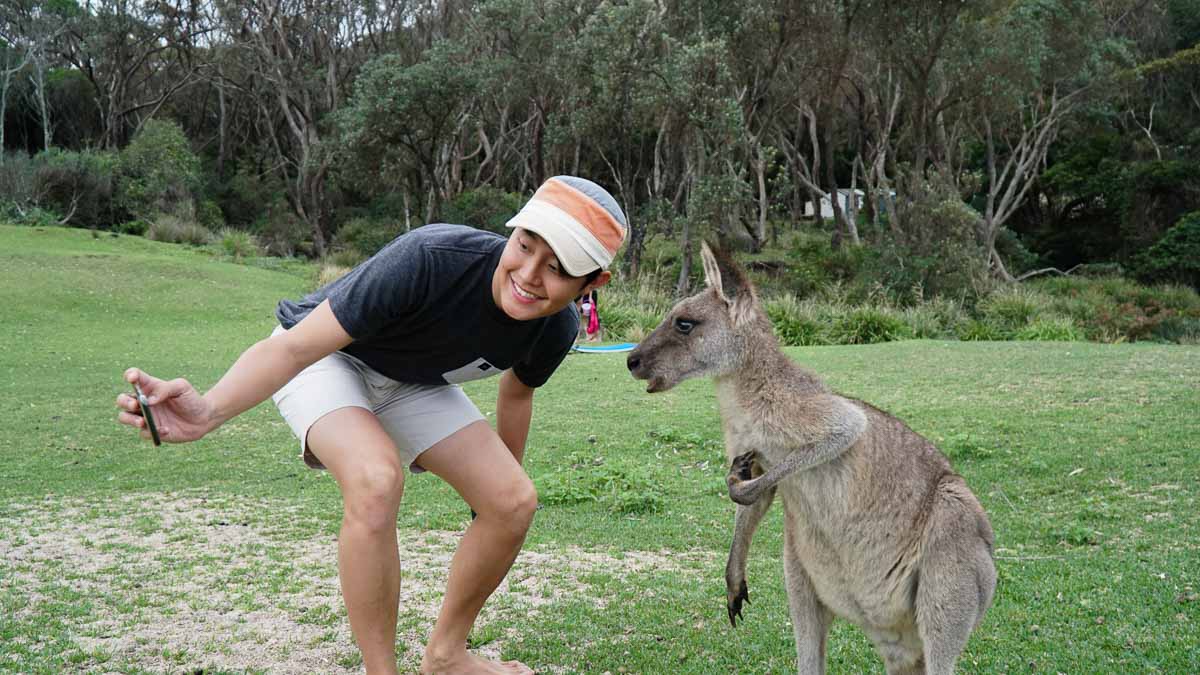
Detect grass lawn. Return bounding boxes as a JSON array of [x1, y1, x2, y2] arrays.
[[1, 224, 1197, 673]]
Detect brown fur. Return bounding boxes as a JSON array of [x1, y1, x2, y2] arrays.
[[627, 243, 995, 674]]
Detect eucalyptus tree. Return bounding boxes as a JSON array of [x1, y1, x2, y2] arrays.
[[557, 0, 670, 277], [468, 0, 597, 191], [213, 0, 412, 256], [0, 36, 32, 160], [966, 0, 1124, 280], [56, 0, 206, 149], [338, 40, 481, 228]]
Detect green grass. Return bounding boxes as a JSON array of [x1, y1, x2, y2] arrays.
[[2, 224, 1198, 672]]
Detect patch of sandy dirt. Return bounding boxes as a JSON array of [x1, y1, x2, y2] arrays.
[[0, 493, 717, 673]]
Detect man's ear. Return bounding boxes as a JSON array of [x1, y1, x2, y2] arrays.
[[584, 270, 613, 293]]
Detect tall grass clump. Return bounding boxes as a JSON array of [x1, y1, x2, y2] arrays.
[[1032, 275, 1200, 342], [976, 286, 1051, 337], [828, 306, 913, 344], [218, 228, 263, 260], [600, 276, 674, 342], [1013, 316, 1084, 342], [146, 215, 212, 246], [764, 293, 832, 346]]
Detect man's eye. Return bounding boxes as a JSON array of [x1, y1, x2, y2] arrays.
[[674, 318, 696, 334]]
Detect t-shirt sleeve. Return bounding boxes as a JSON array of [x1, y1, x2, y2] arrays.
[[512, 307, 578, 388], [326, 236, 427, 339]]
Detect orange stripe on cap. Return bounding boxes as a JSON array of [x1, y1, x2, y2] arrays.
[[531, 178, 625, 255]]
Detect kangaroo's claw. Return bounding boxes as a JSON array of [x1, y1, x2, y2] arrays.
[[726, 578, 750, 627]]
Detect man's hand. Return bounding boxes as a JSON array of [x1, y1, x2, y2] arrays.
[[115, 368, 215, 444]]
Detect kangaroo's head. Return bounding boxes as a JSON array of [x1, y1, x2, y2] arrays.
[[627, 242, 771, 392]]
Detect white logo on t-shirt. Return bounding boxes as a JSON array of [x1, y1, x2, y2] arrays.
[[442, 357, 501, 384]]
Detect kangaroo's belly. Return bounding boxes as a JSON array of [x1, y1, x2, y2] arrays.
[[780, 489, 920, 630]]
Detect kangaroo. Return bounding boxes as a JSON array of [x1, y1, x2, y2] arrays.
[[626, 243, 996, 675]]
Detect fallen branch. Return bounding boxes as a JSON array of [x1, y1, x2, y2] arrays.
[[1015, 264, 1083, 282]]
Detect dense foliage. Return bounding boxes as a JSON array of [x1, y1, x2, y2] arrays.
[[1, 0, 1198, 298]]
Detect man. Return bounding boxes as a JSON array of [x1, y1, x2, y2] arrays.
[[116, 176, 626, 674]]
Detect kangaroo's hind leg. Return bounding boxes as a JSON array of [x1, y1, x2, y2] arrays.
[[782, 519, 833, 674], [915, 487, 997, 675]]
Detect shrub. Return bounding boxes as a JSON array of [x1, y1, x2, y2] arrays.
[[115, 219, 150, 236], [32, 148, 117, 229], [977, 286, 1049, 336], [864, 172, 989, 301], [439, 187, 523, 234], [902, 297, 969, 339], [334, 217, 404, 257], [116, 119, 201, 220], [218, 228, 263, 260], [1, 203, 62, 228], [197, 200, 226, 231], [1136, 211, 1200, 287], [829, 307, 912, 344], [146, 216, 212, 246], [315, 264, 351, 289], [599, 281, 674, 343], [764, 294, 831, 346], [957, 319, 1004, 341], [1014, 316, 1084, 342]]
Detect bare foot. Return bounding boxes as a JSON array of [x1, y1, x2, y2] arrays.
[[420, 648, 533, 675]]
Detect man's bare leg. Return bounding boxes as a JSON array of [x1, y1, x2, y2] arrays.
[[415, 420, 537, 675], [307, 407, 406, 675]]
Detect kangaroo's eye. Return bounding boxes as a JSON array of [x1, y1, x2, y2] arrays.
[[674, 318, 696, 335]]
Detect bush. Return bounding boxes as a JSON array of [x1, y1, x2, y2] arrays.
[[977, 286, 1049, 336], [334, 217, 404, 257], [314, 263, 351, 289], [599, 280, 674, 342], [146, 216, 212, 246], [32, 148, 117, 229], [115, 219, 150, 236], [1136, 211, 1200, 287], [1013, 317, 1084, 342], [764, 294, 831, 346], [829, 307, 912, 344], [218, 228, 263, 260], [957, 318, 1005, 341], [864, 173, 989, 301], [1, 203, 62, 228], [116, 119, 201, 220], [440, 187, 523, 234]]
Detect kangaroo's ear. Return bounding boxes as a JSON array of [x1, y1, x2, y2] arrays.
[[700, 241, 726, 299], [701, 241, 749, 305]]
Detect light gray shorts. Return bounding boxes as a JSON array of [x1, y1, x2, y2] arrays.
[[269, 326, 484, 472]]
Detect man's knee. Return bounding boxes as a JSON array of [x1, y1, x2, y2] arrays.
[[340, 461, 405, 533], [480, 477, 538, 537]]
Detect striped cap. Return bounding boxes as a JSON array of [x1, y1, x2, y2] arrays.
[[505, 176, 628, 276]]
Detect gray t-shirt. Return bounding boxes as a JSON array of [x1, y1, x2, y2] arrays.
[[276, 224, 578, 388]]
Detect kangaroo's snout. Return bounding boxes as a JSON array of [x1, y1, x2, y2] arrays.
[[626, 353, 641, 372]]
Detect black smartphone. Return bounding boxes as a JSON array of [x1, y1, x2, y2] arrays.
[[134, 383, 162, 446]]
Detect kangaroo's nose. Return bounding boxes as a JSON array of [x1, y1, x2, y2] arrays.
[[626, 354, 641, 372]]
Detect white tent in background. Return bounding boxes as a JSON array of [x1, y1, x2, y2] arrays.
[[803, 188, 865, 219]]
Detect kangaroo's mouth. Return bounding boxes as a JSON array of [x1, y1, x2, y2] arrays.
[[644, 376, 672, 393]]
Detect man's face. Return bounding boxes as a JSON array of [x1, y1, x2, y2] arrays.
[[491, 228, 609, 321]]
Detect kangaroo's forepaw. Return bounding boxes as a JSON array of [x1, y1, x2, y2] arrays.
[[729, 451, 759, 482], [727, 578, 750, 627]]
